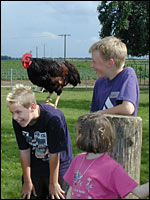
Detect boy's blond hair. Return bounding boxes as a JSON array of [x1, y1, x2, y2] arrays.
[[6, 84, 36, 108], [89, 36, 127, 68]]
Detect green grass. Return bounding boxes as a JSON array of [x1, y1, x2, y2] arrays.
[[137, 89, 149, 184], [1, 87, 149, 199], [1, 59, 149, 70], [1, 60, 149, 87]]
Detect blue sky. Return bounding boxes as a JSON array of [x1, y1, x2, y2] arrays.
[[1, 1, 101, 58]]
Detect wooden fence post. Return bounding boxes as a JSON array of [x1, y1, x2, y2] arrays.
[[103, 114, 143, 199]]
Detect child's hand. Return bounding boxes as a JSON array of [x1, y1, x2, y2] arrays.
[[49, 182, 65, 199], [21, 182, 37, 199]]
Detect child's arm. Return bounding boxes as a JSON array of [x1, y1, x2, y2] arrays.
[[131, 182, 149, 199], [66, 186, 72, 199], [97, 100, 135, 115], [49, 153, 65, 199], [19, 149, 37, 199]]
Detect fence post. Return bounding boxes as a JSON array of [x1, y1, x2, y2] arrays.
[[103, 114, 142, 199], [85, 69, 88, 90], [10, 68, 13, 88]]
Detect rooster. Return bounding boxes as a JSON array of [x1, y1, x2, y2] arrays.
[[22, 53, 81, 107]]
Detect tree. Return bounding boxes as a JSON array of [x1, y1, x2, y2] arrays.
[[1, 56, 12, 60], [97, 1, 149, 57]]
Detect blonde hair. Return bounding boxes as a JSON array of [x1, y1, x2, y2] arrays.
[[75, 113, 114, 153], [89, 36, 127, 68], [6, 84, 36, 108]]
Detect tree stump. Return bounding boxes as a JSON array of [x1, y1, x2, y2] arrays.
[[103, 114, 142, 199]]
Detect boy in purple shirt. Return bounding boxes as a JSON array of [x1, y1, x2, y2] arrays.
[[89, 36, 139, 116], [6, 84, 73, 199]]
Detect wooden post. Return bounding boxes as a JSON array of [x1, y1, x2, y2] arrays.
[[103, 114, 142, 199]]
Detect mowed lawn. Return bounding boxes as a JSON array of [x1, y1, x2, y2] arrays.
[[1, 87, 149, 199]]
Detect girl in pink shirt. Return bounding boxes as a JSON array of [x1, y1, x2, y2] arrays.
[[64, 113, 149, 199]]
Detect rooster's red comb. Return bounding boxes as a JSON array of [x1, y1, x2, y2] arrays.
[[22, 53, 32, 61]]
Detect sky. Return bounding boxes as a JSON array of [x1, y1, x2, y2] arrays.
[[1, 1, 101, 58]]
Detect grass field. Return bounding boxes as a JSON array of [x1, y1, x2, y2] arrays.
[[1, 87, 149, 199], [1, 59, 149, 82], [1, 59, 149, 70]]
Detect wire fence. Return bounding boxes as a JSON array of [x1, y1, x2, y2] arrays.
[[1, 64, 149, 89], [1, 68, 97, 89], [128, 63, 149, 86]]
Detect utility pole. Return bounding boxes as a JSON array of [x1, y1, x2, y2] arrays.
[[44, 44, 45, 58], [58, 34, 71, 60], [36, 46, 38, 58]]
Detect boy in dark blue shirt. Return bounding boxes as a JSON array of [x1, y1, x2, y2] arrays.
[[6, 84, 73, 199]]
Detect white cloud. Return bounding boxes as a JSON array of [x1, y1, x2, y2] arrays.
[[91, 36, 100, 42], [41, 32, 59, 40]]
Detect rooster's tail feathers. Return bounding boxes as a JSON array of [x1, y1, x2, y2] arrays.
[[64, 61, 81, 86]]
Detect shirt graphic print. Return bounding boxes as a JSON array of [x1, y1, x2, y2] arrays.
[[22, 130, 49, 160]]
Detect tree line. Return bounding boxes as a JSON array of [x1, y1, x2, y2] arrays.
[[1, 56, 20, 60]]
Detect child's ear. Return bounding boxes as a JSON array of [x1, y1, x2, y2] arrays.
[[30, 103, 36, 111], [109, 58, 115, 67]]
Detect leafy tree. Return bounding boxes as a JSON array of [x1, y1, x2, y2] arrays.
[[97, 1, 149, 57]]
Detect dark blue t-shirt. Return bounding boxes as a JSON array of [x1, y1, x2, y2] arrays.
[[13, 103, 73, 177], [90, 67, 139, 116]]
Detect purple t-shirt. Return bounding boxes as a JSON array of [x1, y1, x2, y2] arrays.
[[13, 103, 73, 177], [90, 67, 139, 115], [64, 153, 138, 199]]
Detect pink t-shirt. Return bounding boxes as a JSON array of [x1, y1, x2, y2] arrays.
[[64, 153, 138, 199]]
